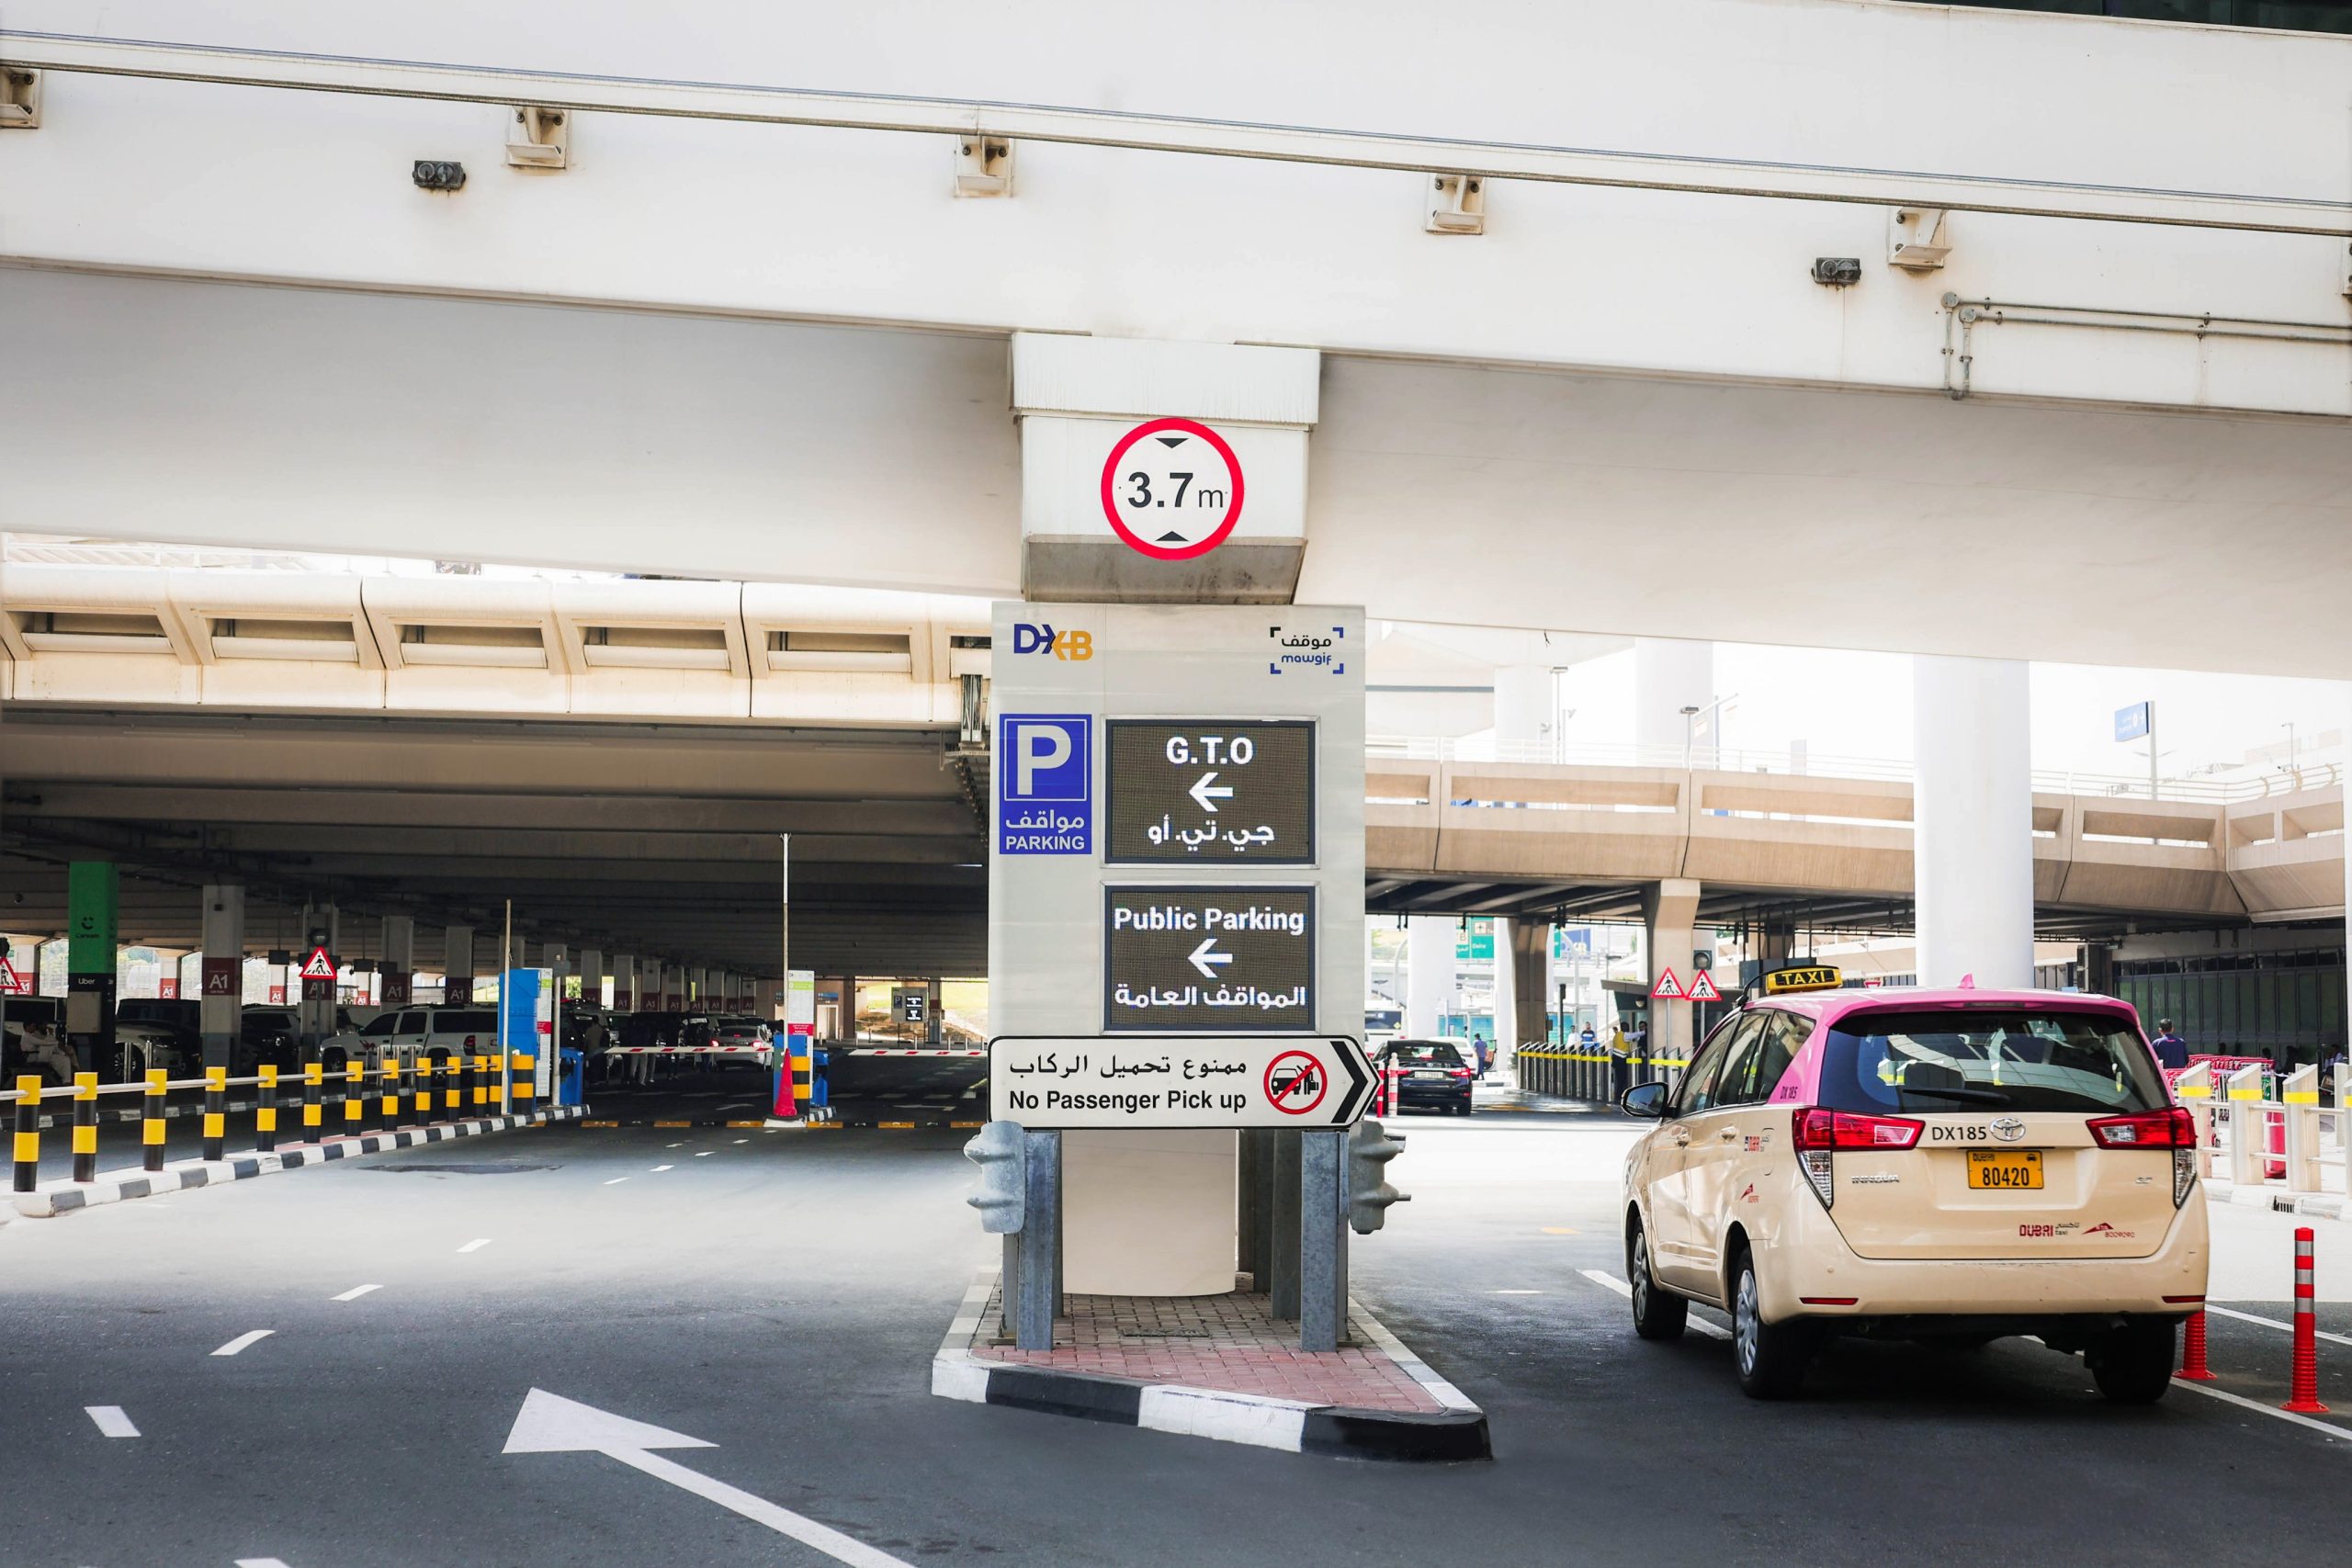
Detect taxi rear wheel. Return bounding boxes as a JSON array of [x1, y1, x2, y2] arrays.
[[1730, 1247, 1812, 1400], [1627, 1221, 1687, 1341], [2087, 1320, 2177, 1404]]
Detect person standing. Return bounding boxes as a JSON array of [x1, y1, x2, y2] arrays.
[[2149, 1018, 2189, 1071], [1471, 1031, 1491, 1079]]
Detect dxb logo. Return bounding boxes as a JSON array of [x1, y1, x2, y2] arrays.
[[1012, 623, 1092, 661]]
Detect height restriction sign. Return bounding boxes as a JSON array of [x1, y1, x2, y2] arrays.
[[1100, 417, 1244, 561]]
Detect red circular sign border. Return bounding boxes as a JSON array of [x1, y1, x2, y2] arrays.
[[1098, 416, 1246, 561], [1262, 1050, 1329, 1117]]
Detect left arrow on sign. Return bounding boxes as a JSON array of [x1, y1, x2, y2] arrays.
[[1187, 938, 1234, 979], [503, 1390, 914, 1568], [1188, 771, 1235, 812]]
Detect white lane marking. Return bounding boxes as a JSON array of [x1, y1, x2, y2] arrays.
[[236, 1558, 294, 1567], [2207, 1303, 2352, 1349], [331, 1283, 382, 1303], [694, 1151, 713, 1157], [732, 1139, 749, 1145], [211, 1330, 275, 1358], [666, 1142, 685, 1149], [2173, 1379, 2352, 1441], [1579, 1269, 1733, 1339], [650, 1164, 674, 1172], [604, 1178, 629, 1186], [458, 1237, 492, 1253], [85, 1405, 140, 1438]]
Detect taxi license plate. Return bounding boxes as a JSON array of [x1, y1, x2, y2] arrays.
[[1966, 1150, 2043, 1190], [1412, 1070, 1447, 1080]]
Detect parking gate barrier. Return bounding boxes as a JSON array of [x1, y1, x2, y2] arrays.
[[202, 1066, 228, 1162], [2283, 1064, 2324, 1193], [2176, 1308, 2216, 1382], [143, 1069, 168, 1171], [2175, 1062, 2215, 1176], [811, 1045, 831, 1111], [13, 1077, 39, 1193], [72, 1072, 99, 1182], [345, 1060, 365, 1129], [2225, 1063, 2269, 1188], [2285, 1227, 2328, 1414], [255, 1065, 278, 1154], [302, 1061, 322, 1134]]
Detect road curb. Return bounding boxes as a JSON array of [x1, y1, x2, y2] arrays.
[[15, 1105, 587, 1217], [929, 1269, 1491, 1462], [2207, 1182, 2347, 1223]]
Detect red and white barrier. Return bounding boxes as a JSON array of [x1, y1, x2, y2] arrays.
[[2284, 1226, 2329, 1414], [847, 1048, 987, 1058]]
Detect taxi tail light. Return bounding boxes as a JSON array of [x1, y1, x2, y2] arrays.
[[2086, 1107, 2195, 1148], [1792, 1108, 1924, 1211], [1447, 1067, 1473, 1081]]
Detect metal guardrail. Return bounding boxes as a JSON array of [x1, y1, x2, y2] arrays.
[[1366, 735, 2342, 806], [7, 1052, 543, 1194]]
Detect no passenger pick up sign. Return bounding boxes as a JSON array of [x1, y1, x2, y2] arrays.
[[990, 1035, 1374, 1129]]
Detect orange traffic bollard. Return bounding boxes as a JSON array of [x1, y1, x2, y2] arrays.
[[2176, 1308, 2216, 1382], [2284, 1226, 2329, 1415]]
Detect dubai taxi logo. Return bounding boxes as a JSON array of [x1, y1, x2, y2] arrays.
[[1012, 623, 1092, 660]]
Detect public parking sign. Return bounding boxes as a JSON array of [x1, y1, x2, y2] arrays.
[[998, 713, 1092, 854], [1104, 886, 1315, 1032], [991, 1034, 1372, 1128], [1105, 719, 1315, 864]]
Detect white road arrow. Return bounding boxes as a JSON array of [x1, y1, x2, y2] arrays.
[[503, 1389, 913, 1568], [1188, 771, 1235, 812], [1188, 938, 1235, 979]]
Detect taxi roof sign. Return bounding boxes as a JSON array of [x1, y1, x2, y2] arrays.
[[1759, 964, 1842, 996]]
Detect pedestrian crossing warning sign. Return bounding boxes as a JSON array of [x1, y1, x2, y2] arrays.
[[1650, 968, 1686, 1001], [0, 958, 24, 993], [300, 945, 336, 980], [1687, 970, 1722, 1002]]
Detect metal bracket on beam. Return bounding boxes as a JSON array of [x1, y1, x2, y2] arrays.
[[1424, 173, 1486, 235], [1889, 206, 1951, 269], [506, 104, 569, 169], [0, 66, 40, 127], [953, 134, 1012, 197]]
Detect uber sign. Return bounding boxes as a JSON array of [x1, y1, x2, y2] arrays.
[[1105, 720, 1315, 865], [999, 714, 1092, 855]]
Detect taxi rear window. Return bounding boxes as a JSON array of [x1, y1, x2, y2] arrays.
[[1385, 1042, 1464, 1068], [1818, 1009, 2165, 1115]]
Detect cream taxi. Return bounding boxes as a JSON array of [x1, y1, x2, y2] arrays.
[[1619, 968, 2207, 1402]]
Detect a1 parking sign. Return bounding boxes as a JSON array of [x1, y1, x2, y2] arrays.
[[999, 714, 1092, 854]]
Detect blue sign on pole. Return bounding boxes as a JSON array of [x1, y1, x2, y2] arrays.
[[997, 714, 1092, 854], [2113, 702, 2151, 743]]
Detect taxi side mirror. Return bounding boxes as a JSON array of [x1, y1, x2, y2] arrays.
[[1621, 1080, 1669, 1119]]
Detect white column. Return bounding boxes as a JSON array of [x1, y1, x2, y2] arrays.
[[1913, 654, 2034, 989], [199, 885, 245, 1070], [1634, 637, 1714, 760], [580, 949, 604, 1008], [442, 926, 474, 1003], [380, 916, 415, 1009], [1406, 916, 1453, 1038]]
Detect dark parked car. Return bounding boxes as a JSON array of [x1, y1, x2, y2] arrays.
[[1374, 1039, 1476, 1117]]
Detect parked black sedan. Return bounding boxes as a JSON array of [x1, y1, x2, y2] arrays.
[[1374, 1039, 1476, 1116]]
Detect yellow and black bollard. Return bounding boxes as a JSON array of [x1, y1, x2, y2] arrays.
[[14, 1075, 40, 1193], [462, 1054, 480, 1116], [302, 1060, 322, 1137], [792, 1043, 814, 1116], [71, 1071, 98, 1183], [143, 1068, 167, 1172], [256, 1064, 278, 1155], [476, 1053, 493, 1113], [513, 1053, 536, 1112], [443, 1055, 462, 1122], [345, 1059, 365, 1132], [201, 1065, 227, 1162], [380, 1055, 402, 1128], [413, 1056, 434, 1124]]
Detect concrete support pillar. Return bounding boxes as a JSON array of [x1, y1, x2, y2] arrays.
[[379, 916, 414, 1009], [1635, 638, 1715, 761], [443, 927, 474, 1004], [1492, 665, 1558, 761], [611, 954, 634, 1010], [1406, 916, 1453, 1038], [2080, 942, 2114, 998], [199, 884, 244, 1073], [1503, 916, 1552, 1050], [1913, 654, 2034, 989], [580, 950, 604, 1009], [667, 964, 687, 1011], [1643, 879, 1702, 1075]]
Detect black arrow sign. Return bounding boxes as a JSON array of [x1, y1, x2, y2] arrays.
[[1329, 1038, 1372, 1125]]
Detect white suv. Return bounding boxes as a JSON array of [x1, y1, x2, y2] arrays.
[[321, 1006, 503, 1072]]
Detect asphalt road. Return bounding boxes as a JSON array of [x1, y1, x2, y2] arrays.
[[8, 1094, 2352, 1566]]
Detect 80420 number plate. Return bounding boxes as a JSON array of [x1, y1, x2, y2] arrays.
[[1966, 1150, 2043, 1190]]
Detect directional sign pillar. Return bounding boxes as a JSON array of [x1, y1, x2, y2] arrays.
[[1299, 1130, 1348, 1351], [198, 885, 245, 1073], [1643, 879, 1701, 1078]]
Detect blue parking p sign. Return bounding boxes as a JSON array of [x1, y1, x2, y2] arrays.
[[999, 714, 1092, 854]]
